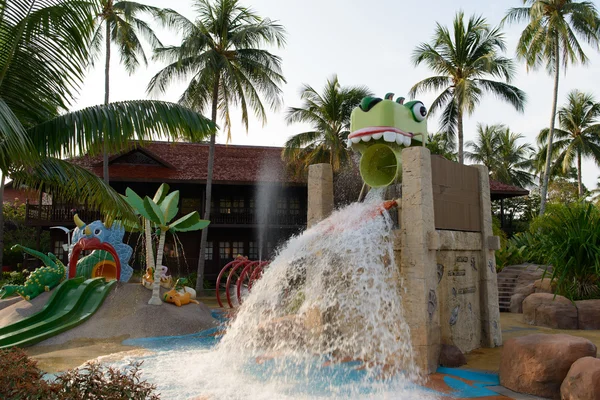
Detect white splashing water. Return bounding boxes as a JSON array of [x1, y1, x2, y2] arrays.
[[118, 194, 437, 399]]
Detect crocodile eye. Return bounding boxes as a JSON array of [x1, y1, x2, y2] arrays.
[[412, 102, 427, 122], [94, 229, 101, 235]]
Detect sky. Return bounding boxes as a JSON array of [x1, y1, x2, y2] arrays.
[[73, 0, 600, 190]]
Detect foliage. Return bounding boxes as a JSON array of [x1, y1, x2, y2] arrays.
[[149, 0, 287, 140], [495, 231, 542, 270], [466, 123, 535, 188], [0, 0, 215, 225], [547, 176, 588, 204], [2, 201, 50, 267], [282, 75, 372, 174], [410, 11, 525, 163], [529, 202, 600, 300], [0, 348, 159, 400], [427, 132, 457, 161], [1, 270, 27, 285], [503, 0, 600, 214], [537, 90, 600, 197]]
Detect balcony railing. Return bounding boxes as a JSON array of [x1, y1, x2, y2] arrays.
[[26, 204, 102, 226], [193, 207, 306, 226], [26, 204, 306, 227]]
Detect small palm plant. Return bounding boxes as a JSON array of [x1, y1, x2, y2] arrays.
[[124, 184, 209, 305]]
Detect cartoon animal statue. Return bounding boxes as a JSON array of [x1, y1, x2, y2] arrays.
[[348, 92, 428, 188], [163, 288, 199, 307], [68, 214, 134, 282], [0, 245, 66, 300], [141, 266, 173, 289], [173, 278, 196, 299]]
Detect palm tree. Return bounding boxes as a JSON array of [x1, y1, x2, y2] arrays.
[[282, 75, 371, 174], [465, 123, 500, 169], [537, 90, 600, 197], [148, 0, 286, 293], [427, 132, 457, 161], [503, 0, 600, 214], [0, 0, 215, 266], [410, 12, 526, 164], [92, 0, 163, 183], [466, 124, 535, 187]]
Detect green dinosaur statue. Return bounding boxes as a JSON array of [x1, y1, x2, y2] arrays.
[[0, 245, 67, 300]]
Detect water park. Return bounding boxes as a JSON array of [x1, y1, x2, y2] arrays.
[[2, 0, 600, 399]]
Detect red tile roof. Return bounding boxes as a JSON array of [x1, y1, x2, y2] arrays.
[[70, 141, 304, 185], [69, 141, 529, 198], [489, 179, 529, 199]]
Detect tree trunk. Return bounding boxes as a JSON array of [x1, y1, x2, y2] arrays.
[[145, 218, 154, 270], [103, 20, 111, 184], [148, 228, 166, 305], [195, 77, 220, 293], [457, 108, 464, 164], [0, 175, 5, 269], [577, 150, 583, 198], [539, 40, 560, 216]]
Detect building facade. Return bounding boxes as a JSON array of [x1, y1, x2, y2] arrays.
[[24, 142, 307, 282]]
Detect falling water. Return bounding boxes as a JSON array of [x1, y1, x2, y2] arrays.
[[255, 159, 282, 260], [119, 192, 436, 399]]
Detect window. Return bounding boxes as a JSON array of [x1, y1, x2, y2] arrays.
[[232, 241, 244, 257], [249, 241, 259, 259], [289, 198, 301, 215], [219, 198, 232, 214], [232, 197, 244, 213], [277, 197, 288, 215], [219, 242, 231, 260], [181, 198, 201, 215], [249, 199, 255, 213], [204, 241, 213, 260], [54, 240, 65, 260]]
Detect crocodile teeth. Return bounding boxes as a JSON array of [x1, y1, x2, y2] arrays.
[[351, 136, 362, 144], [372, 132, 383, 140], [403, 135, 412, 146], [361, 135, 372, 142], [347, 139, 352, 148], [383, 131, 397, 142], [396, 134, 404, 145]]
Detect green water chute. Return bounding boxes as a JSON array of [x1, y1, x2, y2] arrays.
[[359, 143, 402, 188]]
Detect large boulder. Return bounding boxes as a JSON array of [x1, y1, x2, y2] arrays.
[[510, 293, 527, 313], [499, 334, 597, 399], [514, 282, 535, 297], [439, 344, 466, 368], [576, 300, 600, 330], [523, 293, 578, 329], [560, 356, 600, 400], [534, 277, 555, 294]]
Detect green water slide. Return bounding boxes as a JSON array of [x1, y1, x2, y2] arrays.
[[0, 277, 116, 349]]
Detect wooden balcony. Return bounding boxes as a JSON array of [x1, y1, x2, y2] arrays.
[[26, 204, 306, 228], [25, 204, 102, 227]]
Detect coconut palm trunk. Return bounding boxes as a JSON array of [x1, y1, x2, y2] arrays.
[[577, 150, 583, 197], [149, 228, 166, 305], [196, 78, 219, 294], [457, 109, 464, 164], [103, 17, 111, 184], [539, 44, 560, 215]]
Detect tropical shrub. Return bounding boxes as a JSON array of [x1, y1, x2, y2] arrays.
[[0, 348, 159, 400], [531, 202, 600, 300]]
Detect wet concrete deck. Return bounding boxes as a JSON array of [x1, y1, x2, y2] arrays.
[[24, 310, 600, 399]]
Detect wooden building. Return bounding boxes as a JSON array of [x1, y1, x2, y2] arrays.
[[23, 142, 307, 282]]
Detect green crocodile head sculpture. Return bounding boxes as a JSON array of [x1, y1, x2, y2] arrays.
[[348, 93, 428, 187]]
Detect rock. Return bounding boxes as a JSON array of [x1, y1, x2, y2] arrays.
[[510, 293, 527, 313], [560, 356, 600, 400], [576, 300, 600, 330], [534, 277, 555, 293], [439, 344, 466, 367], [514, 282, 535, 297], [499, 334, 597, 399], [522, 293, 578, 329]]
